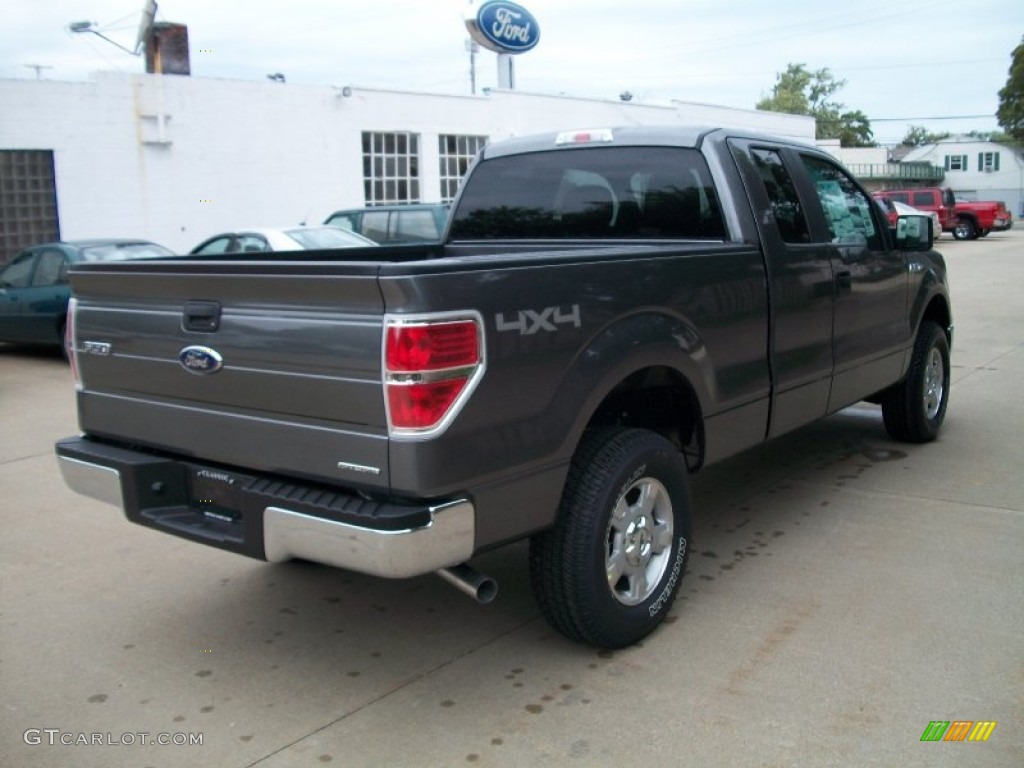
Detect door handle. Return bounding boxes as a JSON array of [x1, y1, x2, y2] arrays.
[[183, 300, 221, 332], [835, 270, 852, 294]]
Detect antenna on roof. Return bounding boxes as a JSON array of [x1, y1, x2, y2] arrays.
[[135, 0, 158, 54]]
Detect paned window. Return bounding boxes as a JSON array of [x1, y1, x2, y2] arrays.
[[0, 150, 59, 264], [362, 132, 420, 205], [438, 135, 488, 203]]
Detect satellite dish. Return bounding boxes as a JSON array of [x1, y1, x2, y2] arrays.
[[134, 0, 158, 54]]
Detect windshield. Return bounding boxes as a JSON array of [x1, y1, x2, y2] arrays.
[[284, 227, 375, 248], [449, 146, 726, 240], [79, 242, 175, 260]]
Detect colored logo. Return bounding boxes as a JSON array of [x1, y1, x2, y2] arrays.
[[178, 345, 224, 375], [920, 721, 997, 742], [467, 2, 540, 54]]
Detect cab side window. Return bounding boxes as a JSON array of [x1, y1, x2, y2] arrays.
[[800, 155, 881, 250], [194, 237, 232, 255], [750, 148, 809, 243], [1, 251, 36, 288]]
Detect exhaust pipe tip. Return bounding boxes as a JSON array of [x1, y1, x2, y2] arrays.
[[436, 563, 498, 604]]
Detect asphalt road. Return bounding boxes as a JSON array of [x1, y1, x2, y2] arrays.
[[2, 229, 1022, 768]]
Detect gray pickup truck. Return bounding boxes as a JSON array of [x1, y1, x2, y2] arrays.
[[56, 126, 952, 648]]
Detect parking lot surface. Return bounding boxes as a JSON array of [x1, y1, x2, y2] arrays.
[[2, 230, 1022, 767]]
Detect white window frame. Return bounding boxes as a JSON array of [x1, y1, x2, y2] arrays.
[[980, 152, 999, 173], [362, 132, 420, 205], [438, 134, 488, 203]]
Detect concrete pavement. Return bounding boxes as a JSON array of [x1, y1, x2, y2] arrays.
[[2, 229, 1022, 767]]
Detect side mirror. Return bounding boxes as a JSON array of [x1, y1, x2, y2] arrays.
[[894, 214, 934, 252]]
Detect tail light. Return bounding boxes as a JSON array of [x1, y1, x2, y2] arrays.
[[384, 313, 485, 436], [66, 297, 82, 390]]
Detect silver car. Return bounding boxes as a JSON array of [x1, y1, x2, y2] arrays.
[[190, 226, 376, 254]]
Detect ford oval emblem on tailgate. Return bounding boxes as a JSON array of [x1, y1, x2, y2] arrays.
[[178, 345, 224, 374]]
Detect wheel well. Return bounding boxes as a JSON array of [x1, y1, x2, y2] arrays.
[[585, 366, 703, 472], [921, 296, 951, 342]]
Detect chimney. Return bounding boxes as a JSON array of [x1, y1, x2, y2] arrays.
[[145, 22, 190, 75]]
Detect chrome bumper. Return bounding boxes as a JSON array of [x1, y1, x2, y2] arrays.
[[262, 501, 475, 578], [56, 452, 475, 579]]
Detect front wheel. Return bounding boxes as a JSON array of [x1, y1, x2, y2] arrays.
[[530, 428, 692, 648], [952, 217, 977, 240], [881, 321, 950, 442]]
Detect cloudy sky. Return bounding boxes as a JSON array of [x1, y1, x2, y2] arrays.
[[2, 0, 1021, 145]]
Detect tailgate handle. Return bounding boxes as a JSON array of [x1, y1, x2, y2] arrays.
[[183, 301, 221, 332]]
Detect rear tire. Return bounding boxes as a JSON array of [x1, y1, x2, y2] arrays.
[[953, 217, 976, 240], [881, 321, 949, 443], [530, 428, 691, 648]]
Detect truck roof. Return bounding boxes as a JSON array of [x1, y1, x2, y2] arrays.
[[479, 125, 816, 160]]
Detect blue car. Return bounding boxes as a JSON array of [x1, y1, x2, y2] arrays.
[[0, 239, 174, 352]]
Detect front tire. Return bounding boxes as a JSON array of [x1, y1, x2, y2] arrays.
[[881, 321, 950, 442], [530, 428, 692, 648]]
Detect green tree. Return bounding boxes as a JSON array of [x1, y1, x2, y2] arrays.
[[900, 125, 952, 146], [837, 110, 874, 148], [964, 129, 1012, 143], [996, 37, 1024, 142], [756, 63, 875, 147]]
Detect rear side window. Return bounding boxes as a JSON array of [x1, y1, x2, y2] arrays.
[[237, 235, 270, 253], [394, 210, 441, 241], [361, 211, 390, 242], [749, 148, 809, 243], [912, 191, 936, 207], [32, 250, 66, 286], [449, 146, 725, 240]]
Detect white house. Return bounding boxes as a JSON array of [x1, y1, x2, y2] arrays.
[[901, 137, 1024, 216], [0, 71, 814, 259]]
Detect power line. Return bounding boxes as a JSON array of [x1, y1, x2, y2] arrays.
[[872, 114, 995, 122], [660, 0, 961, 58]]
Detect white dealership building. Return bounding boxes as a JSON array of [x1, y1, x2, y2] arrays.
[[0, 70, 814, 258]]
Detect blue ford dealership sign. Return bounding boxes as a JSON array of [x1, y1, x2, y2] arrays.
[[467, 1, 540, 54]]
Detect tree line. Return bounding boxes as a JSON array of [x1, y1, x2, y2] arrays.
[[756, 38, 1023, 148]]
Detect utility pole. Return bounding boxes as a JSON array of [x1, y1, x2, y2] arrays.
[[465, 39, 479, 95]]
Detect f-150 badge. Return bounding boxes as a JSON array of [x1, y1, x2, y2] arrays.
[[178, 345, 224, 374]]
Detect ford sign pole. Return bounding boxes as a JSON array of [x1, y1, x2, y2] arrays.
[[498, 54, 513, 89], [464, 1, 540, 90]]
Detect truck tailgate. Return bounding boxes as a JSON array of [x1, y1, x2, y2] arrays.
[[69, 259, 391, 490]]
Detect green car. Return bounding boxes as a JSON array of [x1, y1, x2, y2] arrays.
[[0, 239, 174, 351], [323, 204, 448, 244]]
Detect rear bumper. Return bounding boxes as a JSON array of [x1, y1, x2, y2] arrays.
[[55, 436, 475, 579]]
